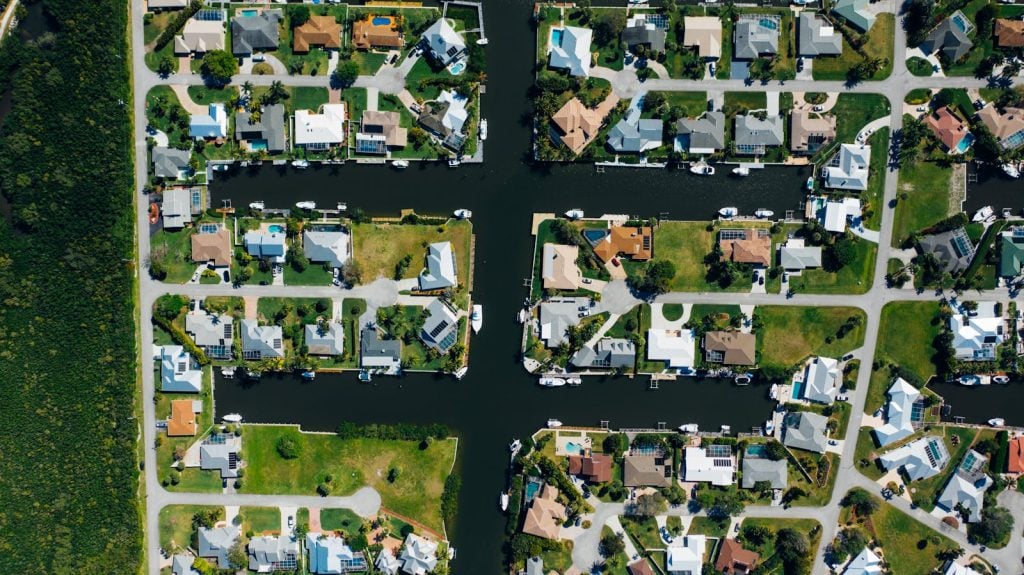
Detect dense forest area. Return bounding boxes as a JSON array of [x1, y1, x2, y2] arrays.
[[0, 0, 141, 573]]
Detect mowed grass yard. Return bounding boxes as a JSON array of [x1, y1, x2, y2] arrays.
[[654, 221, 771, 292], [786, 240, 876, 295], [240, 425, 457, 532], [873, 503, 956, 575], [739, 518, 822, 574], [812, 14, 894, 81], [893, 160, 954, 246], [756, 306, 866, 366], [867, 301, 941, 413], [159, 505, 223, 553], [353, 220, 472, 287]]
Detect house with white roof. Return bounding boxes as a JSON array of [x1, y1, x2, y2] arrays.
[[171, 554, 200, 575], [820, 198, 862, 233], [421, 18, 466, 66], [802, 356, 840, 405], [303, 229, 350, 268], [879, 435, 950, 481], [950, 301, 1004, 361], [159, 345, 202, 393], [825, 144, 871, 191], [399, 533, 438, 575], [549, 26, 593, 77], [175, 17, 225, 55], [305, 322, 344, 356], [937, 449, 992, 523], [248, 535, 299, 572], [683, 445, 735, 486], [305, 533, 368, 574], [162, 187, 193, 229], [844, 547, 882, 575], [240, 319, 285, 360], [294, 104, 347, 150], [375, 549, 402, 575], [666, 535, 706, 575], [190, 103, 228, 139], [942, 561, 984, 575], [186, 311, 234, 359], [874, 378, 920, 447], [646, 328, 696, 372], [418, 241, 457, 291]]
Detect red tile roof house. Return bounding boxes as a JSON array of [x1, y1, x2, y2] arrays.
[[568, 454, 613, 483], [925, 106, 973, 154], [1008, 436, 1024, 474]]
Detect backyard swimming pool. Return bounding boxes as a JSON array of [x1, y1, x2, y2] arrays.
[[950, 10, 974, 34], [373, 16, 393, 26], [550, 28, 564, 47], [240, 8, 258, 17], [759, 18, 779, 30], [249, 140, 268, 151], [268, 224, 285, 234], [564, 441, 583, 455], [448, 60, 466, 75], [582, 228, 607, 243], [954, 133, 975, 154], [791, 381, 804, 400]]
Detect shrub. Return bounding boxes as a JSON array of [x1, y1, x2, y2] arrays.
[[275, 433, 303, 459]]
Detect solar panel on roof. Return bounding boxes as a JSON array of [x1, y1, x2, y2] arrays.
[[223, 324, 232, 338], [196, 9, 223, 21], [429, 320, 450, 338], [706, 444, 731, 457]]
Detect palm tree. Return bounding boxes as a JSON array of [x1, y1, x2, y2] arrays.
[[241, 81, 253, 97], [268, 80, 289, 104]]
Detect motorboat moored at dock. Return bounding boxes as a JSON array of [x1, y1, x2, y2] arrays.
[[471, 305, 483, 333], [454, 209, 473, 219], [546, 419, 563, 428], [222, 413, 242, 423], [296, 201, 316, 210], [565, 209, 584, 220]]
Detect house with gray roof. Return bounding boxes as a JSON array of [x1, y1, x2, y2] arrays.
[[418, 241, 457, 291], [171, 554, 200, 575], [735, 114, 785, 155], [734, 15, 780, 60], [779, 238, 822, 271], [306, 533, 368, 574], [244, 230, 287, 263], [832, 0, 876, 32], [782, 411, 828, 453], [236, 104, 286, 153], [622, 13, 666, 53], [675, 112, 725, 154], [539, 298, 587, 348], [741, 453, 788, 489], [360, 328, 402, 374], [879, 435, 950, 481], [185, 312, 233, 359], [921, 17, 974, 62], [240, 319, 284, 360], [162, 187, 193, 229], [802, 356, 840, 405], [198, 525, 240, 568], [607, 117, 663, 153], [798, 13, 842, 57], [305, 322, 344, 356], [937, 449, 992, 523], [199, 434, 242, 478], [303, 229, 350, 268], [159, 345, 202, 393], [420, 299, 459, 353], [249, 535, 299, 572], [231, 10, 282, 57], [152, 147, 192, 180], [570, 338, 636, 369], [918, 227, 976, 274]]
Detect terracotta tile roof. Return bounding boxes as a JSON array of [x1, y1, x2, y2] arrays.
[[593, 226, 653, 263], [191, 228, 232, 267], [715, 539, 760, 574], [361, 110, 408, 148], [977, 106, 1024, 145], [720, 229, 771, 267], [352, 17, 404, 50], [996, 19, 1024, 47], [704, 331, 757, 366], [567, 454, 613, 483], [521, 484, 565, 540], [925, 106, 970, 151], [627, 559, 656, 575], [1009, 436, 1024, 473], [168, 399, 198, 436], [293, 15, 342, 53], [551, 98, 604, 155]]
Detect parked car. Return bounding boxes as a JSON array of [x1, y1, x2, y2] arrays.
[[578, 305, 589, 311], [191, 271, 200, 282], [611, 257, 621, 267], [842, 353, 855, 361], [582, 278, 593, 284], [812, 105, 824, 112], [222, 270, 230, 282], [252, 54, 266, 63], [288, 516, 294, 528], [387, 53, 399, 65], [797, 58, 804, 72], [709, 61, 716, 76], [659, 526, 674, 544], [758, 275, 765, 286]]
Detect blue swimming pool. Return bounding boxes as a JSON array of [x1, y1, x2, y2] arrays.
[[791, 381, 804, 400], [249, 140, 268, 151], [564, 441, 583, 455], [240, 8, 258, 17], [759, 18, 779, 30], [268, 224, 285, 234], [373, 16, 392, 26], [950, 11, 974, 34], [582, 229, 607, 243], [551, 28, 564, 47], [745, 444, 766, 457], [954, 133, 975, 154], [524, 478, 543, 502], [448, 61, 466, 75]]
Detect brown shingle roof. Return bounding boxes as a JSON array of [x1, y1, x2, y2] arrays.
[[551, 98, 604, 155], [168, 399, 198, 436], [361, 110, 408, 148], [521, 484, 565, 540], [704, 331, 757, 366], [719, 229, 771, 267], [293, 15, 342, 53], [977, 106, 1024, 146], [627, 559, 656, 575], [623, 454, 672, 487], [351, 16, 404, 50], [790, 110, 836, 153], [593, 226, 653, 263], [925, 106, 970, 151], [715, 539, 760, 574], [191, 228, 232, 267], [568, 454, 613, 483], [996, 19, 1024, 47]]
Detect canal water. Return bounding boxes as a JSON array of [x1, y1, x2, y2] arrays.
[[209, 0, 800, 570], [935, 381, 1024, 426], [963, 163, 1024, 215]]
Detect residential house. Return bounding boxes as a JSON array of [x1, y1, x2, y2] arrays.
[[198, 525, 240, 568], [995, 18, 1024, 48], [824, 144, 871, 191], [175, 17, 225, 55], [879, 435, 950, 481], [293, 15, 342, 53], [244, 230, 287, 263], [351, 16, 404, 50], [874, 377, 921, 447], [421, 18, 466, 66], [798, 13, 842, 56], [303, 229, 350, 268], [734, 15, 780, 60], [1000, 228, 1024, 278], [186, 311, 233, 359], [539, 299, 585, 348], [802, 356, 840, 404], [949, 300, 1004, 361], [937, 450, 992, 522], [294, 104, 347, 150], [306, 533, 368, 574], [592, 225, 653, 263], [683, 16, 722, 60], [148, 0, 189, 10], [684, 445, 735, 486], [159, 345, 202, 393], [791, 110, 836, 154], [782, 411, 828, 453], [199, 433, 242, 478], [522, 556, 546, 575], [162, 187, 193, 229], [191, 227, 232, 268], [542, 243, 583, 290], [666, 535, 706, 575], [921, 16, 974, 62], [190, 103, 228, 139], [832, 0, 876, 32], [622, 13, 666, 53], [231, 10, 282, 57], [1009, 436, 1024, 473], [418, 241, 458, 290], [735, 114, 785, 155], [152, 147, 192, 179], [607, 116, 663, 154], [417, 90, 469, 152], [375, 549, 402, 575], [248, 535, 299, 572], [420, 298, 459, 353], [305, 322, 344, 356], [571, 337, 636, 370], [977, 105, 1024, 151], [844, 547, 883, 575], [715, 539, 760, 575], [675, 112, 726, 154], [240, 319, 285, 360], [360, 328, 402, 375], [521, 484, 565, 540], [942, 562, 984, 575], [548, 25, 593, 77], [779, 238, 823, 272], [623, 454, 673, 487], [627, 559, 656, 575], [718, 228, 773, 266], [646, 328, 696, 371], [358, 110, 408, 152], [236, 104, 287, 153], [741, 452, 788, 489], [568, 453, 613, 483], [704, 331, 757, 366], [917, 227, 976, 274], [925, 106, 972, 154], [551, 97, 603, 155], [819, 197, 862, 233], [171, 554, 201, 575], [168, 399, 201, 437]]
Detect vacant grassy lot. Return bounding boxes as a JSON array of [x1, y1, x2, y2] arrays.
[[812, 15, 895, 81], [893, 161, 953, 246], [725, 91, 768, 113], [621, 515, 663, 551], [159, 505, 223, 553], [320, 508, 364, 538], [240, 506, 281, 535], [353, 220, 472, 287], [241, 425, 457, 531], [655, 221, 772, 292], [867, 301, 941, 413], [786, 240, 876, 295], [863, 129, 890, 230], [756, 306, 866, 366], [830, 93, 891, 149], [291, 87, 330, 112], [873, 503, 956, 575]]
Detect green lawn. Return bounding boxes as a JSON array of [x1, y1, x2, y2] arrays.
[[621, 515, 663, 551], [812, 15, 895, 81], [240, 425, 457, 532], [873, 503, 956, 575], [662, 303, 684, 322], [320, 508, 364, 538], [893, 161, 954, 246], [159, 505, 223, 553], [786, 240, 876, 295], [853, 427, 887, 480], [150, 227, 194, 284], [187, 86, 238, 106], [405, 57, 444, 102], [756, 306, 866, 367], [642, 91, 708, 119], [739, 518, 822, 574], [291, 87, 330, 112], [342, 88, 368, 128], [239, 506, 281, 535], [867, 301, 941, 413], [688, 516, 728, 538], [353, 51, 387, 75], [352, 220, 473, 289], [338, 298, 365, 368], [863, 129, 890, 230], [284, 262, 333, 286], [830, 94, 891, 149], [907, 56, 934, 77], [905, 88, 933, 104], [725, 91, 768, 114], [654, 221, 772, 292]]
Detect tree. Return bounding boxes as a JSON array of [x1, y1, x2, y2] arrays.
[[841, 488, 879, 517], [267, 80, 289, 105], [332, 61, 360, 88], [968, 506, 1013, 546], [775, 528, 811, 575], [763, 440, 788, 461], [158, 56, 174, 77], [630, 259, 676, 294], [288, 5, 310, 28], [201, 50, 238, 86], [600, 532, 626, 557], [227, 540, 248, 569], [275, 433, 303, 459], [593, 10, 626, 46], [825, 237, 857, 272], [632, 492, 668, 517], [387, 466, 401, 483], [904, 0, 936, 46], [742, 523, 772, 546]]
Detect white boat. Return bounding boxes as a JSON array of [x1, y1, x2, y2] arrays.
[[391, 160, 409, 169], [539, 377, 567, 387], [301, 370, 316, 380], [732, 166, 750, 177], [764, 420, 775, 435], [806, 177, 814, 190], [566, 377, 582, 386], [678, 423, 699, 434], [958, 374, 982, 386], [769, 383, 779, 400], [222, 413, 242, 423], [988, 418, 1006, 427], [547, 419, 563, 428], [296, 201, 317, 210], [454, 209, 473, 219], [1004, 207, 1014, 219], [448, 159, 461, 168], [517, 309, 529, 324], [1002, 164, 1021, 178], [249, 201, 265, 210], [476, 38, 489, 45], [211, 163, 229, 172], [471, 305, 483, 333], [690, 161, 715, 176], [358, 370, 372, 382], [479, 119, 488, 141], [221, 367, 236, 378], [734, 373, 753, 385], [718, 207, 738, 219], [754, 209, 775, 219], [720, 425, 732, 434], [973, 206, 994, 222], [499, 492, 509, 511], [565, 209, 585, 220], [509, 439, 522, 454], [993, 375, 1010, 384], [453, 366, 468, 380], [291, 159, 310, 169], [337, 202, 347, 211]]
